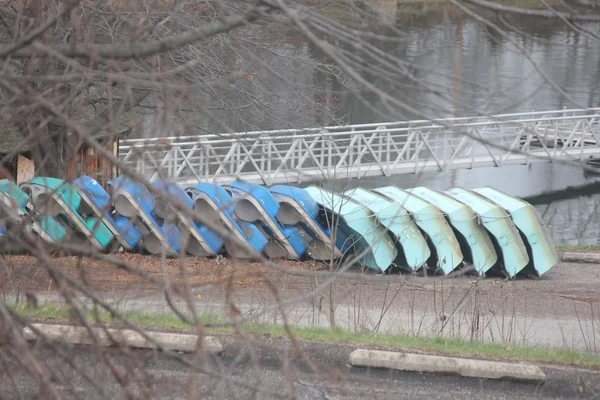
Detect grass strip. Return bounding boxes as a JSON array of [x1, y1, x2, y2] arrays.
[[557, 245, 600, 252], [11, 302, 600, 369]]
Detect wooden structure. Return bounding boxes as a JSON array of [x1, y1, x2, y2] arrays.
[[66, 140, 118, 187], [7, 139, 119, 187]]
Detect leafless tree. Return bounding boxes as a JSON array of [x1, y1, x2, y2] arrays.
[[1, 0, 600, 398]]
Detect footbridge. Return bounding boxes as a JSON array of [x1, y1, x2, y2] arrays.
[[119, 108, 600, 185]]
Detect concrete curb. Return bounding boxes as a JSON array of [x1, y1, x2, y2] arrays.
[[23, 323, 222, 355], [349, 349, 546, 383], [562, 252, 600, 264]]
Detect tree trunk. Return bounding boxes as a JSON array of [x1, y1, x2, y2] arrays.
[[28, 89, 149, 179], [31, 125, 72, 179]]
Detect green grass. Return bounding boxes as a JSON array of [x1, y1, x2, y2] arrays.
[[557, 245, 600, 252], [268, 325, 600, 368], [10, 303, 221, 330], [11, 302, 600, 369]]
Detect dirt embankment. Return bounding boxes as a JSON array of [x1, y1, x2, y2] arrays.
[[0, 254, 326, 293]]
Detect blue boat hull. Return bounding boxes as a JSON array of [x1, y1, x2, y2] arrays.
[[185, 183, 268, 259], [223, 181, 308, 259], [153, 179, 224, 256], [270, 185, 342, 260], [108, 176, 180, 256], [73, 176, 142, 251]]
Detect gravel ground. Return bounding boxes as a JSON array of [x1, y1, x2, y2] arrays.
[[3, 254, 600, 350]]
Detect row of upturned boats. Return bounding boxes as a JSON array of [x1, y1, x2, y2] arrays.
[[0, 176, 558, 278]]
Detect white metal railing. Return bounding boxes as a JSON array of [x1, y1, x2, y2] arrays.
[[118, 108, 600, 185]]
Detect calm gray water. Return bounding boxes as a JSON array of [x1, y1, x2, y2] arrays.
[[309, 14, 600, 246]]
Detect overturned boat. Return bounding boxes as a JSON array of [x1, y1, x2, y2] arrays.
[[270, 185, 342, 260], [0, 179, 66, 244], [185, 183, 268, 259], [472, 187, 558, 277], [108, 176, 180, 256], [374, 186, 463, 275], [152, 179, 224, 257], [445, 188, 529, 278], [408, 187, 497, 276], [223, 181, 308, 259], [344, 187, 430, 272], [305, 186, 397, 272], [20, 177, 113, 250], [72, 176, 142, 252]]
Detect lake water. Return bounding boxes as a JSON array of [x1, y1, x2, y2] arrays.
[[307, 11, 600, 246]]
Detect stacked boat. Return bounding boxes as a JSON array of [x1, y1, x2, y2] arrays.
[[0, 175, 558, 278]]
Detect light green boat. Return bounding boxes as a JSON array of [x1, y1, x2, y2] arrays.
[[374, 186, 463, 275], [305, 186, 397, 272], [344, 187, 430, 271], [472, 187, 558, 277], [407, 187, 497, 276], [445, 188, 529, 278]]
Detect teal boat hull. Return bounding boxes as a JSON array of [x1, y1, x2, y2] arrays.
[[472, 187, 558, 277], [445, 188, 529, 278], [0, 180, 66, 244], [408, 187, 497, 276], [374, 186, 463, 275], [305, 186, 397, 272], [73, 176, 142, 252], [21, 177, 114, 250], [344, 187, 430, 271]]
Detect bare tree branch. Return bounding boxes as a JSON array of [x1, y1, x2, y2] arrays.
[[459, 0, 600, 22], [1, 4, 274, 60], [0, 0, 81, 58]]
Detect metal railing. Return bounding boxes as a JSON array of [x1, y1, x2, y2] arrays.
[[118, 108, 600, 185]]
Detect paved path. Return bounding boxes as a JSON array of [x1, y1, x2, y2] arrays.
[[3, 337, 599, 399]]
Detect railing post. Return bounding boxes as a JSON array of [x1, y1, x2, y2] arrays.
[[234, 142, 240, 176], [267, 137, 272, 186], [349, 127, 355, 167], [140, 149, 146, 179], [414, 130, 419, 173], [443, 129, 448, 171], [171, 147, 178, 179], [136, 152, 142, 179], [296, 136, 302, 184], [200, 138, 207, 180]]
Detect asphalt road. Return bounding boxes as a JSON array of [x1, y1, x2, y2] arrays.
[[2, 336, 599, 399]]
